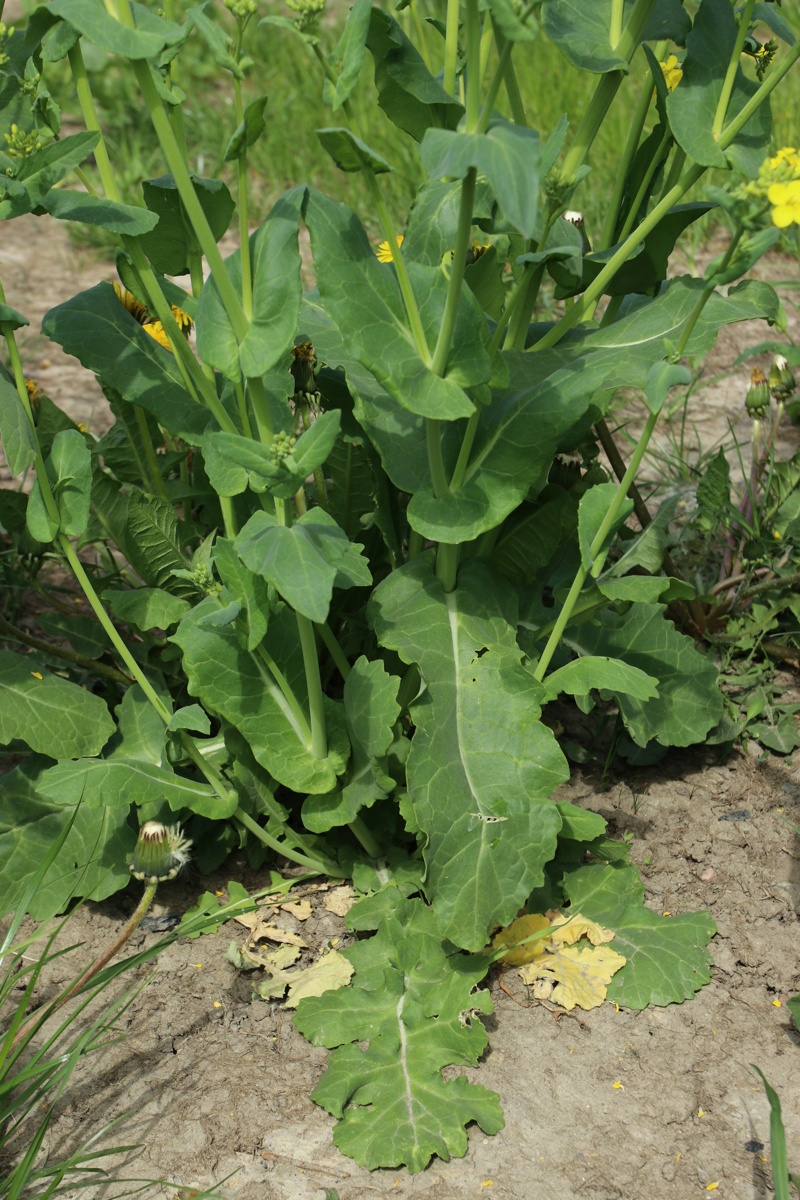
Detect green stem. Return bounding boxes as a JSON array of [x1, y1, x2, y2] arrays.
[[464, 0, 482, 132], [348, 816, 384, 858], [129, 58, 248, 344], [609, 0, 624, 47], [232, 73, 253, 322], [673, 225, 744, 359], [450, 409, 480, 491], [134, 405, 169, 500], [235, 806, 344, 876], [712, 0, 757, 137], [235, 379, 254, 439], [67, 43, 120, 202], [533, 405, 661, 682], [532, 161, 706, 351], [255, 644, 312, 743], [658, 143, 686, 202], [505, 261, 546, 351], [297, 614, 327, 758], [247, 375, 275, 443], [444, 0, 460, 95], [316, 621, 351, 681], [598, 49, 663, 250], [500, 33, 526, 126], [431, 170, 477, 373], [426, 418, 450, 498], [479, 35, 513, 130], [615, 126, 672, 245]]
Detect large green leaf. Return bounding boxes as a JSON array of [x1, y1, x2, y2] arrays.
[[40, 189, 159, 234], [294, 889, 503, 1172], [421, 120, 543, 239], [369, 556, 567, 950], [568, 603, 723, 747], [42, 283, 210, 442], [366, 7, 463, 141], [139, 174, 235, 275], [196, 186, 304, 381], [171, 599, 349, 792], [0, 649, 114, 758], [666, 0, 772, 176], [47, 0, 184, 58], [565, 863, 716, 1008], [0, 370, 35, 476], [37, 756, 232, 819], [541, 656, 659, 703], [0, 758, 136, 921], [304, 189, 484, 421], [235, 508, 371, 624], [302, 656, 400, 833], [542, 0, 690, 73]]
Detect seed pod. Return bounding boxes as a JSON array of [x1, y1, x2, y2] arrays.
[[745, 368, 770, 419], [129, 821, 192, 883]]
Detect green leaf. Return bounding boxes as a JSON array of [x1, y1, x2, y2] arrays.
[[542, 657, 659, 703], [125, 490, 195, 598], [666, 0, 772, 176], [187, 4, 245, 76], [317, 127, 392, 174], [223, 95, 268, 161], [106, 586, 190, 631], [196, 186, 304, 381], [556, 800, 607, 842], [235, 508, 371, 624], [304, 189, 483, 421], [366, 7, 463, 141], [596, 575, 694, 603], [788, 993, 800, 1032], [564, 863, 716, 1008], [293, 410, 342, 476], [42, 283, 209, 442], [40, 189, 159, 233], [605, 495, 679, 576], [328, 0, 372, 110], [47, 0, 184, 58], [168, 703, 211, 734], [0, 370, 36, 475], [0, 649, 115, 758], [694, 447, 731, 533], [421, 119, 543, 238], [568, 603, 724, 747], [542, 0, 690, 73], [0, 131, 99, 219], [486, 0, 538, 42], [294, 890, 503, 1172], [171, 599, 349, 793], [37, 612, 107, 659], [37, 754, 231, 819], [578, 482, 634, 577], [139, 174, 235, 276], [0, 758, 135, 920], [753, 2, 795, 45], [27, 428, 92, 541], [302, 655, 400, 833], [0, 302, 30, 330], [213, 538, 271, 650], [550, 204, 715, 298], [370, 557, 567, 950]]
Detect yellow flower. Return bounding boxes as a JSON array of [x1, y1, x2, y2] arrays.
[[769, 146, 800, 172], [768, 180, 800, 228], [660, 54, 683, 92], [113, 283, 192, 352], [113, 281, 148, 324], [376, 235, 404, 263]]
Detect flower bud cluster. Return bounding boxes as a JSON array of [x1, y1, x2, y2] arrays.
[[271, 430, 297, 463], [0, 22, 15, 67], [224, 0, 258, 18], [3, 123, 42, 159], [285, 0, 325, 34]]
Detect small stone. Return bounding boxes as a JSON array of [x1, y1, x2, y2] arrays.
[[699, 867, 716, 882]]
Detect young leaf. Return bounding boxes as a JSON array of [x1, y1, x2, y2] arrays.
[[577, 482, 634, 577], [47, 0, 184, 59], [106, 587, 190, 631], [366, 8, 463, 141], [370, 556, 567, 950], [125, 490, 195, 598], [541, 657, 659, 703], [294, 890, 503, 1173], [213, 538, 271, 650], [196, 187, 304, 381], [223, 95, 269, 161], [564, 863, 716, 1008], [0, 650, 115, 758], [317, 128, 392, 175], [327, 0, 372, 110]]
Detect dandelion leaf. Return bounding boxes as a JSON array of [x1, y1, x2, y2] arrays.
[[294, 890, 503, 1173]]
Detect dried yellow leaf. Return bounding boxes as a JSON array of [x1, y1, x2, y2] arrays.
[[323, 885, 356, 916], [519, 943, 626, 1011], [281, 899, 313, 921], [492, 913, 551, 965], [548, 912, 616, 947], [285, 949, 354, 1008]]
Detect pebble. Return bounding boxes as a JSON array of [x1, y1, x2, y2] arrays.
[[699, 867, 716, 882]]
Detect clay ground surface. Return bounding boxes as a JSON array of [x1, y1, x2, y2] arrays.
[[2, 192, 800, 1200]]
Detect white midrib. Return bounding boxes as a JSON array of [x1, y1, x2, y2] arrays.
[[397, 988, 417, 1137], [446, 593, 481, 809]]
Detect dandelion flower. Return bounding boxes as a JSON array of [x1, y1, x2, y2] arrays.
[[376, 235, 404, 263], [660, 54, 683, 92], [129, 820, 192, 883], [768, 180, 800, 228]]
